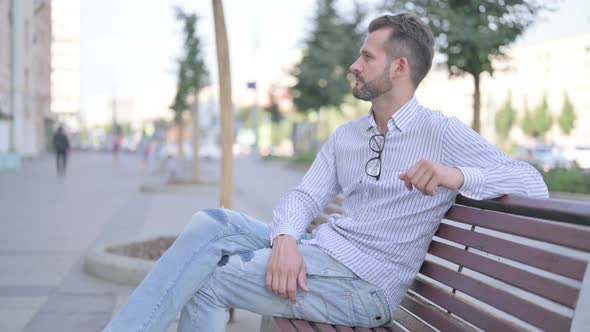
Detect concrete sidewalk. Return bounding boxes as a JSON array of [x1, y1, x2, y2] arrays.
[[0, 152, 306, 332]]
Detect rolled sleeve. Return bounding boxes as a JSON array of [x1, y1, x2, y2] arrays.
[[455, 166, 486, 200], [269, 224, 301, 246]]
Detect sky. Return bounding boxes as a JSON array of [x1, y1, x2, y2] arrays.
[[80, 0, 590, 125]]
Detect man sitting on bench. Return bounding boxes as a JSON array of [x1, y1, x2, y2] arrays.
[[103, 13, 548, 332]]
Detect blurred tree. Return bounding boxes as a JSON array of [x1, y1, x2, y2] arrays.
[[558, 92, 576, 136], [236, 106, 254, 129], [531, 93, 553, 140], [171, 7, 209, 181], [266, 93, 283, 147], [520, 97, 536, 138], [381, 1, 551, 133], [495, 91, 517, 143], [291, 0, 366, 114]]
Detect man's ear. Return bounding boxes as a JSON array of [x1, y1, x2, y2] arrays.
[[397, 57, 409, 73], [390, 57, 409, 79]]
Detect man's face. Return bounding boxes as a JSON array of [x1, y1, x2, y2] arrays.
[[350, 29, 394, 101]]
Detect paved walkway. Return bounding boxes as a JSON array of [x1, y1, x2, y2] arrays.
[[0, 152, 306, 332]]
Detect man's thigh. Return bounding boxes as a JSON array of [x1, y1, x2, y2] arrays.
[[207, 244, 390, 328]]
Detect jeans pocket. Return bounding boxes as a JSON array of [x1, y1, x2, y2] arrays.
[[368, 290, 390, 326], [291, 292, 354, 326]]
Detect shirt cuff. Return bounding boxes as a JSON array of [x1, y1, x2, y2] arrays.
[[269, 224, 302, 246], [455, 166, 486, 200]]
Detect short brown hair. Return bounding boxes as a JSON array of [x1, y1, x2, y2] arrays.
[[368, 13, 434, 88]]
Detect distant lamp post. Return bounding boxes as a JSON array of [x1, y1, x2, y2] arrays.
[[247, 81, 259, 155]]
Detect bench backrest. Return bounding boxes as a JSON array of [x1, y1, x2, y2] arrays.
[[400, 195, 590, 332]]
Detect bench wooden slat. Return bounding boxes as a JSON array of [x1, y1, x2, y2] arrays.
[[393, 305, 436, 332], [373, 327, 392, 332], [353, 327, 372, 332], [334, 325, 356, 332], [436, 223, 587, 280], [395, 306, 435, 332], [428, 240, 579, 308], [388, 324, 405, 332], [273, 317, 298, 332], [455, 195, 590, 226], [313, 322, 338, 332], [420, 260, 572, 331], [446, 205, 590, 252], [290, 319, 316, 331], [410, 277, 526, 331], [399, 294, 476, 332]]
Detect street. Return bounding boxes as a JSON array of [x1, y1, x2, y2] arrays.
[[0, 152, 306, 332]]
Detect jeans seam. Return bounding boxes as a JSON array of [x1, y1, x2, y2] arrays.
[[140, 230, 251, 331]]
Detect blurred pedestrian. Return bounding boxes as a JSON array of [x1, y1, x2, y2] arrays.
[[53, 125, 70, 176], [113, 134, 123, 166], [141, 140, 152, 173]]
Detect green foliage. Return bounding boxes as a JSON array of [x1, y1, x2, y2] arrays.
[[381, 1, 551, 132], [538, 167, 590, 194], [266, 101, 282, 124], [558, 93, 576, 135], [495, 91, 517, 142], [236, 106, 254, 129], [291, 0, 366, 113], [532, 94, 553, 139], [520, 97, 535, 137], [170, 8, 209, 120], [265, 99, 283, 146], [382, 1, 548, 78], [521, 94, 553, 139]]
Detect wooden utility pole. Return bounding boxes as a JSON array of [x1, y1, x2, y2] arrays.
[[212, 0, 233, 208]]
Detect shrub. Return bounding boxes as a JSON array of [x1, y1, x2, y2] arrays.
[[538, 167, 590, 194]]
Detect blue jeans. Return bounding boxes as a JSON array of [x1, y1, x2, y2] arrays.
[[103, 209, 390, 332]]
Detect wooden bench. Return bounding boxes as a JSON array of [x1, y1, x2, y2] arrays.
[[260, 194, 590, 332]]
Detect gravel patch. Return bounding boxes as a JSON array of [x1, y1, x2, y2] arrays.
[[105, 236, 176, 261]]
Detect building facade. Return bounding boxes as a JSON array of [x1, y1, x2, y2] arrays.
[[50, 0, 80, 132], [0, 0, 52, 157]]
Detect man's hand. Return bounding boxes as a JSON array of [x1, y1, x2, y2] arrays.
[[266, 235, 310, 304], [399, 159, 464, 196]]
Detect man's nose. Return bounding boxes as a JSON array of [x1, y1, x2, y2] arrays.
[[350, 59, 361, 74]]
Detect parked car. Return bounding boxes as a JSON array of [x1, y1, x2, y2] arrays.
[[564, 145, 590, 169], [513, 144, 572, 172]]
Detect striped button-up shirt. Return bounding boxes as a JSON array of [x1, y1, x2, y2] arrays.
[[270, 96, 549, 320]]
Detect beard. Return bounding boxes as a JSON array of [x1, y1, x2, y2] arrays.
[[352, 66, 392, 101]]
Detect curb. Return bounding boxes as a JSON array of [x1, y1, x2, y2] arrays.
[[84, 243, 155, 286]]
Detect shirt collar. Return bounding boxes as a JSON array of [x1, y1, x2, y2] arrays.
[[366, 96, 421, 132]]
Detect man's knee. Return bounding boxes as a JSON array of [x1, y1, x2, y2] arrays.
[[180, 209, 254, 246], [184, 208, 232, 235]]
